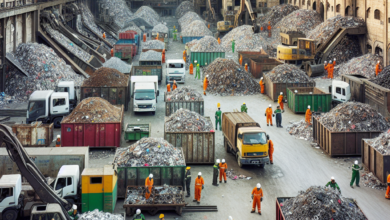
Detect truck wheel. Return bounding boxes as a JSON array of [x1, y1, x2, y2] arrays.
[[3, 209, 18, 220], [152, 111, 155, 115], [53, 117, 62, 128], [236, 153, 243, 168]]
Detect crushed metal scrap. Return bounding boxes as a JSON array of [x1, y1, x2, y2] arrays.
[[166, 86, 203, 101], [133, 6, 160, 26], [365, 129, 390, 155], [258, 4, 299, 27], [119, 22, 143, 35], [143, 40, 165, 50], [83, 67, 128, 87], [335, 53, 382, 79], [190, 36, 224, 52], [103, 57, 132, 74], [78, 209, 123, 220], [266, 64, 314, 83], [176, 1, 195, 19], [286, 120, 313, 141], [152, 23, 169, 34], [139, 50, 162, 61], [165, 108, 213, 132], [370, 65, 390, 89], [181, 20, 212, 37], [100, 0, 133, 28], [326, 35, 362, 65], [125, 185, 184, 205], [361, 171, 387, 190], [276, 9, 322, 35], [221, 25, 266, 52]]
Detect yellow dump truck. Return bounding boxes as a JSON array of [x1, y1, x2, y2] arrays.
[[222, 112, 270, 168]]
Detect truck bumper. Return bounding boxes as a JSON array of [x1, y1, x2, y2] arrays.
[[134, 108, 156, 112], [240, 157, 270, 165]]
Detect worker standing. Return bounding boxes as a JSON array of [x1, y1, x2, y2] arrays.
[[259, 77, 264, 94], [267, 21, 271, 38], [386, 174, 390, 199], [173, 29, 177, 41], [268, 140, 274, 164], [162, 49, 165, 63], [219, 159, 227, 183], [208, 23, 210, 29], [68, 204, 78, 219], [145, 174, 153, 199], [376, 61, 382, 76], [133, 209, 145, 220], [213, 159, 220, 186], [143, 33, 147, 42], [251, 183, 263, 215], [326, 177, 341, 192], [185, 167, 191, 197], [260, 26, 264, 32], [241, 102, 248, 113], [110, 48, 114, 57], [215, 105, 222, 130], [55, 135, 61, 147], [183, 50, 186, 62], [189, 63, 194, 74], [156, 33, 159, 40], [274, 106, 282, 128], [172, 80, 177, 91], [278, 92, 284, 112], [232, 39, 235, 53], [193, 172, 204, 204], [196, 63, 200, 79], [218, 37, 221, 44], [324, 61, 328, 77], [305, 105, 312, 125], [159, 214, 165, 220], [167, 84, 171, 92], [265, 104, 273, 126], [350, 160, 363, 188], [102, 32, 106, 39], [203, 75, 209, 95], [245, 63, 248, 72], [239, 56, 243, 65]]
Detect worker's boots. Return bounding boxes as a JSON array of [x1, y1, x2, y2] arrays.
[[250, 210, 255, 213], [193, 199, 197, 202], [356, 185, 360, 187], [259, 212, 261, 215], [197, 201, 200, 204], [220, 181, 222, 183], [350, 185, 354, 189], [225, 180, 227, 183], [186, 194, 190, 197]]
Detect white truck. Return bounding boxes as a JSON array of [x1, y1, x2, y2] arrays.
[[55, 81, 78, 111], [166, 59, 185, 85], [131, 76, 159, 115], [329, 80, 351, 107], [0, 175, 23, 220]]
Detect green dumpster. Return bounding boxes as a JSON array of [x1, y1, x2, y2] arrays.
[[124, 123, 151, 141]]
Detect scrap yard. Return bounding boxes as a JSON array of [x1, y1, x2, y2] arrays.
[[1, 0, 390, 220]]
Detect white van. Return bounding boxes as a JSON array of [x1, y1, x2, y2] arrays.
[[166, 59, 185, 84]]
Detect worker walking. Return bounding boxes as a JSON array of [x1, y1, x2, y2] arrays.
[[213, 159, 220, 186], [110, 48, 114, 57], [145, 174, 153, 199], [183, 50, 186, 62], [376, 61, 382, 76], [267, 21, 271, 38], [143, 33, 147, 42], [172, 80, 177, 91], [274, 106, 282, 128], [326, 177, 341, 192], [55, 135, 61, 147], [305, 105, 312, 124], [251, 183, 263, 215], [218, 37, 221, 44], [193, 172, 205, 204], [102, 32, 106, 39], [167, 84, 171, 92], [208, 23, 210, 29], [269, 140, 274, 164], [265, 104, 273, 126], [327, 58, 336, 79], [215, 105, 222, 130], [185, 167, 191, 197], [162, 49, 165, 63], [278, 92, 284, 112], [245, 63, 248, 72], [232, 39, 235, 53], [386, 174, 390, 199], [133, 209, 145, 220], [159, 214, 165, 220], [241, 102, 248, 113], [259, 77, 264, 94], [203, 75, 209, 95], [173, 29, 177, 41], [219, 159, 227, 183], [195, 63, 200, 79], [239, 56, 243, 65], [189, 63, 194, 74], [350, 160, 363, 188]]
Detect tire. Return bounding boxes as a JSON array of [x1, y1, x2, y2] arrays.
[[152, 111, 155, 115], [259, 164, 265, 168], [236, 153, 243, 168], [53, 117, 62, 128], [3, 209, 18, 220]]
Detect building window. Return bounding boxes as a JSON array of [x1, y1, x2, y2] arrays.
[[345, 6, 350, 16], [331, 6, 333, 12], [356, 7, 359, 17], [367, 44, 372, 53], [259, 2, 263, 7], [374, 10, 380, 20], [289, 0, 292, 4], [302, 0, 305, 5], [336, 4, 340, 12], [367, 8, 371, 19], [294, 0, 296, 5]]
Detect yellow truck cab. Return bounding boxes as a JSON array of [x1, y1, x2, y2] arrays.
[[277, 38, 315, 64]]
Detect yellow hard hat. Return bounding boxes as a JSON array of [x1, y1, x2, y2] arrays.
[[186, 167, 191, 170], [197, 64, 199, 66], [217, 103, 221, 108], [159, 214, 164, 218], [243, 102, 246, 105]]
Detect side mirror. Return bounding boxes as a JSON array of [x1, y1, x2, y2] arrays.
[[328, 86, 332, 93], [157, 90, 160, 96], [238, 134, 243, 139], [266, 135, 270, 140]]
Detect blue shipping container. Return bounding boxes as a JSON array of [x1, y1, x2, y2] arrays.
[[182, 36, 204, 44]]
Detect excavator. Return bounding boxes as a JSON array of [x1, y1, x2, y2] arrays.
[[203, 0, 217, 23], [0, 124, 76, 220]]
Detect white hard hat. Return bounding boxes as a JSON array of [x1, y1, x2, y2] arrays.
[[334, 58, 336, 61], [198, 172, 202, 176], [331, 176, 335, 180], [308, 105, 310, 109], [195, 60, 197, 63], [269, 104, 271, 107], [206, 75, 209, 78], [57, 135, 60, 138], [329, 60, 332, 63], [294, 90, 298, 93], [149, 174, 153, 178], [257, 183, 261, 188], [216, 159, 220, 163], [136, 209, 141, 214], [260, 77, 263, 80], [222, 159, 225, 163], [72, 204, 77, 210], [355, 160, 358, 165], [378, 61, 380, 63], [280, 92, 283, 95], [324, 61, 327, 63], [228, 216, 233, 220]]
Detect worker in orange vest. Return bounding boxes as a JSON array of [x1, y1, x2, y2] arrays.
[[167, 84, 171, 92], [278, 92, 284, 112], [208, 23, 210, 29], [245, 63, 248, 72], [156, 33, 159, 40], [260, 26, 264, 32], [143, 33, 147, 42], [183, 50, 186, 62], [189, 63, 194, 74], [265, 104, 273, 126], [162, 49, 166, 63], [251, 183, 263, 215], [376, 61, 382, 76], [55, 135, 61, 147], [110, 48, 114, 57], [172, 80, 177, 91], [268, 139, 274, 164], [217, 37, 221, 44], [193, 172, 204, 204], [267, 21, 271, 38], [386, 174, 390, 199], [102, 32, 106, 39], [324, 61, 329, 77], [203, 75, 209, 95], [259, 77, 264, 94], [219, 159, 227, 183], [239, 56, 243, 65], [145, 174, 154, 199], [327, 58, 336, 78], [305, 105, 312, 125]]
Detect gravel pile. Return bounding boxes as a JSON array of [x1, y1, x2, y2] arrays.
[[318, 102, 390, 132], [143, 40, 165, 50], [165, 108, 213, 132], [176, 1, 194, 19], [113, 137, 185, 167], [83, 67, 128, 87], [326, 35, 362, 65], [140, 50, 162, 61], [281, 186, 366, 220], [266, 64, 314, 83], [100, 0, 133, 28], [102, 57, 132, 74], [133, 6, 160, 26], [182, 20, 212, 37], [221, 25, 266, 52], [152, 24, 169, 34], [370, 65, 390, 89], [286, 120, 313, 141], [276, 9, 322, 35], [361, 171, 387, 190], [258, 4, 299, 27], [166, 86, 203, 101], [365, 130, 390, 155], [62, 97, 122, 123], [335, 53, 381, 79], [204, 58, 260, 96], [190, 36, 224, 52], [179, 12, 205, 30]]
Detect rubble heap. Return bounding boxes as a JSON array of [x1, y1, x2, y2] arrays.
[[140, 50, 162, 61], [181, 20, 212, 37], [221, 25, 266, 52], [102, 57, 132, 74], [266, 64, 314, 83], [370, 65, 390, 89], [335, 53, 381, 79], [125, 185, 184, 205], [176, 1, 194, 19], [281, 186, 366, 220], [286, 120, 313, 141], [143, 40, 165, 50], [62, 97, 122, 123], [361, 171, 387, 190], [78, 209, 123, 220], [166, 86, 203, 101], [258, 4, 299, 27], [113, 137, 185, 167], [119, 22, 142, 35], [133, 6, 160, 26], [4, 43, 84, 104], [190, 36, 224, 52], [326, 35, 362, 65], [83, 67, 128, 87], [276, 9, 322, 35], [318, 102, 390, 132], [100, 0, 133, 28], [365, 130, 390, 155], [185, 39, 199, 50], [165, 108, 213, 132], [179, 12, 205, 30], [307, 15, 365, 48], [152, 23, 169, 34], [204, 58, 260, 96]]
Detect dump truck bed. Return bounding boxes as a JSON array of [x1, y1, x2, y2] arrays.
[[222, 112, 260, 148]]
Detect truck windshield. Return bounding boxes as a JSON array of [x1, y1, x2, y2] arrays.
[[243, 133, 267, 145], [55, 87, 68, 93], [168, 63, 184, 68], [28, 100, 46, 119], [135, 89, 155, 100]]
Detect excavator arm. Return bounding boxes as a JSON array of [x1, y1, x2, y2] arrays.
[[234, 0, 259, 33], [205, 0, 216, 21], [0, 124, 73, 220]]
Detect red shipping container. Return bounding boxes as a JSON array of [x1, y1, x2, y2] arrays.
[[119, 32, 135, 40], [125, 30, 138, 35]]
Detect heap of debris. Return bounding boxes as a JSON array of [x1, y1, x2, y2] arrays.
[[83, 67, 128, 87], [318, 102, 390, 132], [204, 58, 260, 96], [143, 40, 165, 50], [102, 57, 132, 74], [370, 65, 390, 89], [140, 50, 162, 61], [166, 86, 203, 101], [4, 43, 84, 105], [221, 25, 266, 52], [113, 138, 185, 167], [100, 0, 133, 28], [335, 53, 381, 79], [125, 185, 184, 205], [78, 209, 123, 220], [179, 12, 205, 30], [133, 6, 160, 26], [307, 15, 365, 48], [190, 36, 224, 52], [361, 171, 387, 190], [326, 35, 362, 65], [365, 130, 390, 155], [266, 64, 314, 83], [276, 9, 322, 35], [286, 120, 313, 141], [258, 4, 299, 27], [176, 1, 195, 19], [182, 20, 212, 37], [185, 39, 199, 50], [124, 186, 151, 205], [281, 186, 366, 220], [62, 97, 122, 123], [119, 22, 143, 35], [152, 24, 169, 34], [165, 108, 213, 132]]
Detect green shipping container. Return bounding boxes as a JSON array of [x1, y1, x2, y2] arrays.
[[190, 51, 225, 66], [124, 123, 151, 141], [287, 87, 332, 113]]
